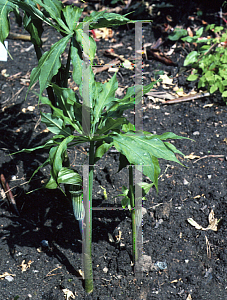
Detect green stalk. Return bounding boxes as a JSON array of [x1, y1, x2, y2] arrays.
[[84, 141, 94, 294], [129, 165, 138, 263], [63, 39, 72, 88]]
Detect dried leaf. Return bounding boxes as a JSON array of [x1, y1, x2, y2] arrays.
[[184, 153, 200, 160], [62, 288, 75, 300], [187, 27, 193, 37], [187, 218, 203, 230], [0, 272, 16, 279], [122, 59, 134, 70], [159, 74, 173, 85], [78, 269, 84, 279], [20, 260, 33, 272], [223, 138, 227, 144], [207, 209, 219, 231], [203, 103, 214, 108], [186, 294, 192, 300], [187, 210, 220, 232], [93, 28, 114, 40]]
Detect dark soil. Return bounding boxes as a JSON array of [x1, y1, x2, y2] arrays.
[[0, 1, 227, 299]]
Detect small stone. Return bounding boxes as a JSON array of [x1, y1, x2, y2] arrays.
[[40, 240, 49, 248], [207, 175, 212, 179], [193, 131, 200, 135], [5, 275, 14, 282], [154, 261, 167, 270]]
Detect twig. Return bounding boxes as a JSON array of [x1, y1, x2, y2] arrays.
[[93, 58, 120, 74], [193, 154, 225, 163], [162, 92, 210, 104], [8, 32, 48, 43], [46, 266, 62, 277], [0, 174, 20, 216]]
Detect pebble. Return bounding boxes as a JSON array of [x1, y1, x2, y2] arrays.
[[193, 131, 200, 135], [154, 261, 167, 270], [5, 275, 14, 282], [40, 240, 49, 248]]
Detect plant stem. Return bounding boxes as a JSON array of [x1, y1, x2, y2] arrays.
[[129, 165, 138, 264], [63, 39, 72, 88], [84, 141, 94, 293]]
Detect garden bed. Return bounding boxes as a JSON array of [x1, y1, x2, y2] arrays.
[[0, 1, 227, 299]]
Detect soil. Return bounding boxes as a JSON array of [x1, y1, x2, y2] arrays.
[[0, 1, 227, 299]]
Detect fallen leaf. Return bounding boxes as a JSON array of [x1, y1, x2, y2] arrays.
[[187, 218, 203, 230], [20, 260, 33, 272], [93, 28, 114, 40], [1, 69, 9, 77], [203, 103, 214, 108], [193, 194, 205, 199], [78, 269, 84, 279], [207, 209, 219, 231], [62, 288, 75, 300], [223, 138, 227, 144], [184, 153, 200, 160], [122, 59, 134, 70], [27, 106, 35, 112], [187, 27, 193, 37], [159, 74, 173, 85], [187, 210, 220, 232], [186, 294, 192, 300], [0, 272, 16, 279]]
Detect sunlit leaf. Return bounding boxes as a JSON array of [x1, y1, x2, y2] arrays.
[[28, 35, 72, 97]]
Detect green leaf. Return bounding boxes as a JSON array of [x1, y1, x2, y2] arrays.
[[33, 0, 70, 33], [8, 0, 57, 29], [51, 83, 81, 121], [168, 28, 187, 41], [89, 12, 130, 29], [195, 27, 203, 37], [23, 12, 43, 47], [105, 81, 157, 117], [96, 117, 126, 135], [45, 170, 58, 189], [222, 91, 227, 97], [41, 112, 72, 136], [75, 28, 96, 64], [57, 167, 82, 186], [62, 5, 83, 32], [122, 122, 135, 132], [71, 188, 84, 221], [111, 131, 184, 190], [28, 34, 72, 97], [121, 196, 131, 209], [137, 182, 154, 195], [52, 136, 74, 179], [187, 74, 199, 81], [184, 51, 199, 66], [78, 9, 107, 28], [94, 142, 113, 163], [93, 73, 118, 126], [71, 37, 83, 86], [210, 84, 218, 93], [145, 131, 188, 141], [0, 0, 16, 43], [40, 94, 83, 134]]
